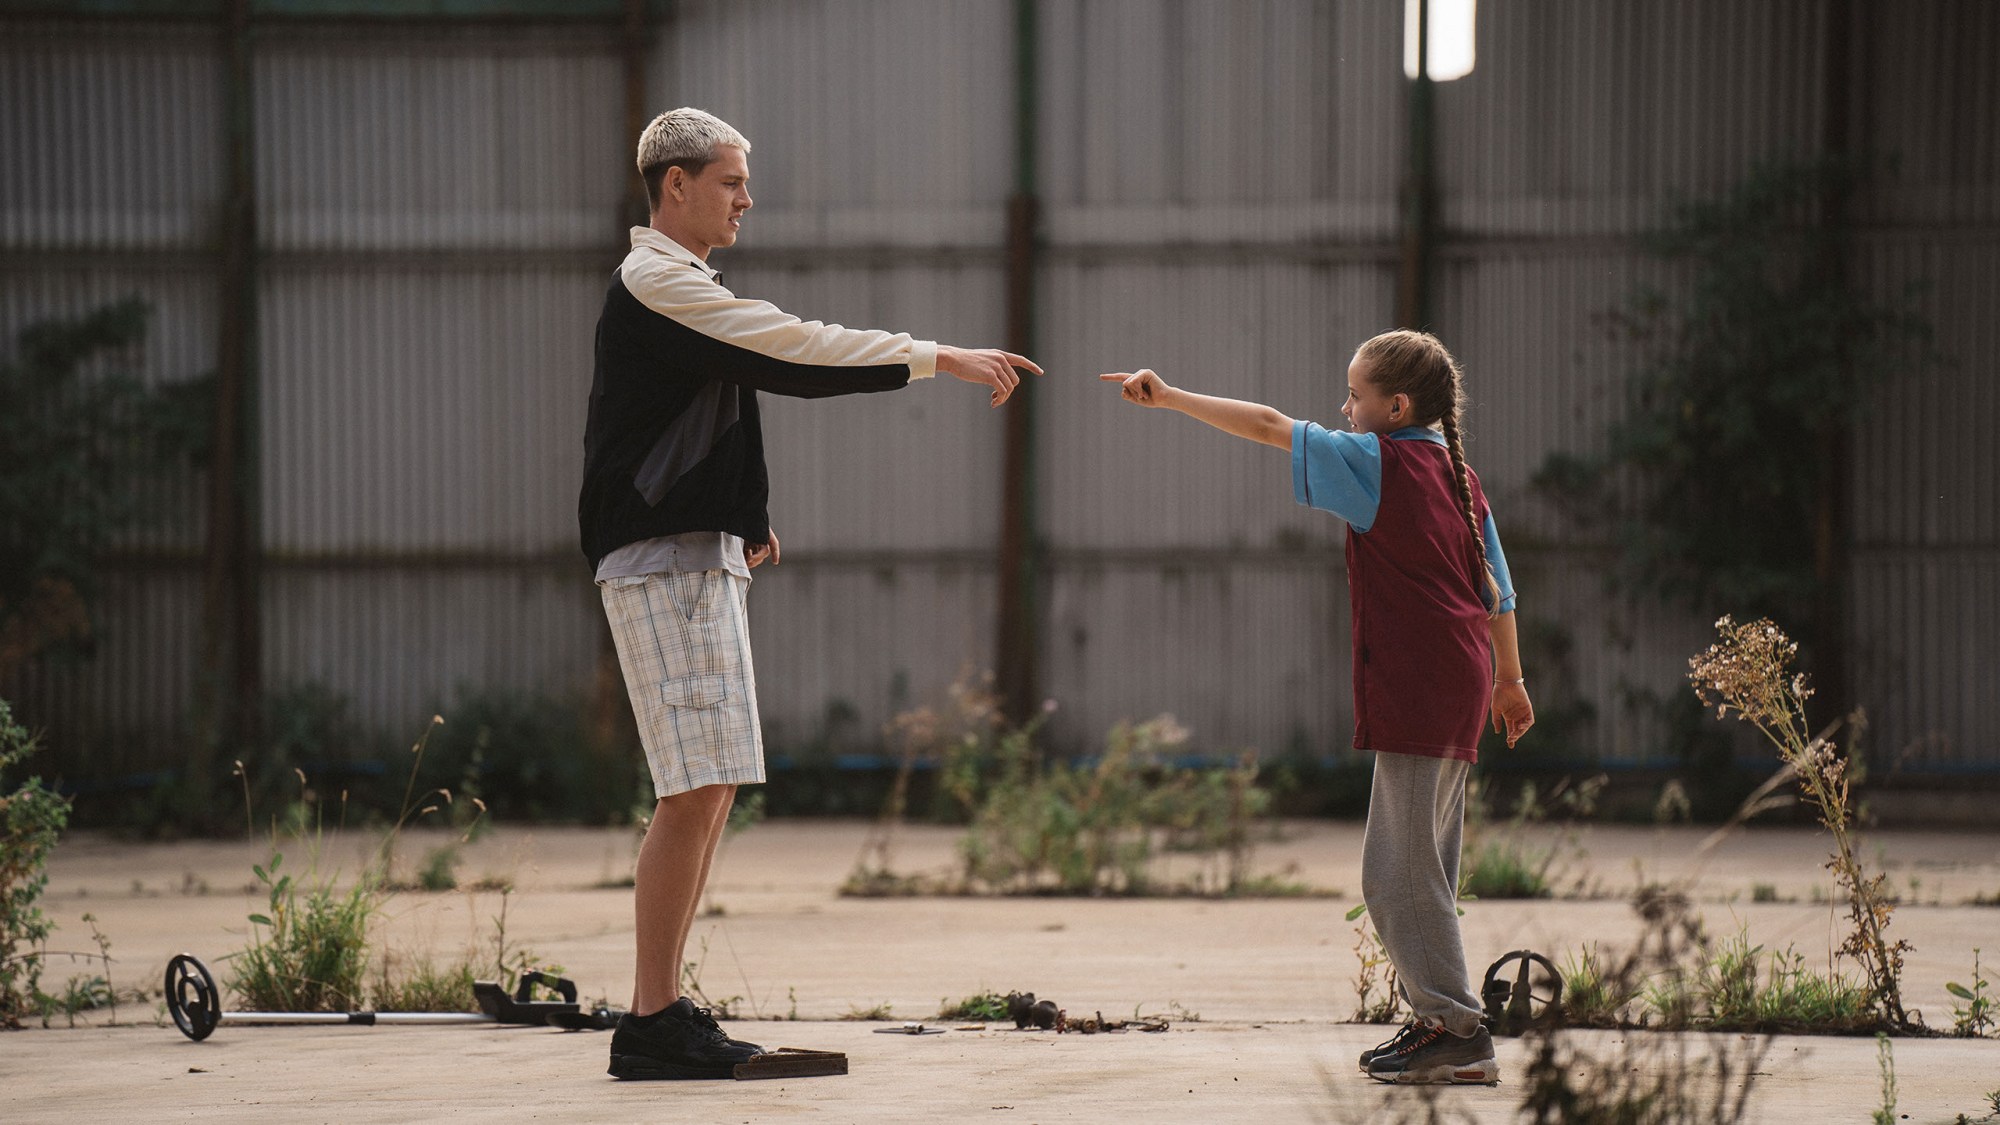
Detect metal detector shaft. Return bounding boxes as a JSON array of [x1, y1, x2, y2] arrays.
[[218, 1011, 497, 1027], [166, 953, 581, 1042]]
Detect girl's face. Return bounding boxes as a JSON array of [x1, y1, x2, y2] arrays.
[[1341, 356, 1410, 435]]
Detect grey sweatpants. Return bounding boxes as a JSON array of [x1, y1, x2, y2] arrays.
[[1360, 750, 1485, 1036]]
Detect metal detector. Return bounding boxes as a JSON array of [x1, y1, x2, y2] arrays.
[[164, 952, 582, 1042], [1480, 949, 1564, 1035]]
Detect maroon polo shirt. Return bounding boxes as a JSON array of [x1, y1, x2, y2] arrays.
[[1345, 437, 1495, 762]]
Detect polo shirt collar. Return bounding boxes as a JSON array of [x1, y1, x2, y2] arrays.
[[1389, 425, 1448, 446], [629, 226, 718, 279]]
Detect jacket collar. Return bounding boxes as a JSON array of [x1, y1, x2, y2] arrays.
[[629, 226, 717, 278]]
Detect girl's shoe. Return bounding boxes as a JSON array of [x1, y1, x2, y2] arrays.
[[1366, 1023, 1500, 1085], [1357, 1021, 1427, 1073]]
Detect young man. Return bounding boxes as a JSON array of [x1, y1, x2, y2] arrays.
[[579, 107, 1039, 1081]]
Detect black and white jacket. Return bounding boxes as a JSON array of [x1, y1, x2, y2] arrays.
[[579, 228, 935, 570]]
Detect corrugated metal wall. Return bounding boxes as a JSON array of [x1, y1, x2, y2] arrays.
[[2, 0, 1994, 783]]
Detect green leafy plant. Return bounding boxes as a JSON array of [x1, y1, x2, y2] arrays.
[[1689, 616, 1912, 1029], [414, 845, 461, 892], [0, 301, 211, 682], [1534, 159, 1935, 668], [1488, 885, 1765, 1125], [1673, 931, 1872, 1033], [847, 681, 1281, 898], [371, 949, 476, 1013], [1, 699, 71, 1027], [936, 991, 1008, 1021], [956, 714, 1182, 894], [229, 849, 375, 1012], [32, 910, 123, 1028], [229, 851, 366, 1011], [1458, 775, 1603, 900], [33, 972, 112, 1029], [1345, 902, 1404, 1024], [227, 717, 484, 1013], [1558, 944, 1643, 1028], [1947, 948, 1993, 1038]]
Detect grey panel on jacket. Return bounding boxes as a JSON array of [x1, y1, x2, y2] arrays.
[[634, 379, 741, 506]]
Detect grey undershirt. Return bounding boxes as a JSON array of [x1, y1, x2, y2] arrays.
[[594, 532, 751, 584]]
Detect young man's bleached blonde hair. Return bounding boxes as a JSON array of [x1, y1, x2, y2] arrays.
[[636, 107, 751, 214]]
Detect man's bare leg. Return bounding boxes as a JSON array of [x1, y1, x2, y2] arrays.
[[676, 786, 736, 956], [632, 783, 736, 1015]]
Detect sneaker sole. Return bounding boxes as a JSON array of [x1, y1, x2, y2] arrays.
[[607, 1053, 739, 1081], [1370, 1057, 1500, 1086]]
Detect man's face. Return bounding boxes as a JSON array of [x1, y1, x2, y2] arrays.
[[671, 145, 752, 257]]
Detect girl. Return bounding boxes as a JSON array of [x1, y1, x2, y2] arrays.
[[1100, 329, 1534, 1085]]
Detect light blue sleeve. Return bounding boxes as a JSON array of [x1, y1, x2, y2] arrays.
[[1483, 511, 1518, 615], [1291, 420, 1382, 531]]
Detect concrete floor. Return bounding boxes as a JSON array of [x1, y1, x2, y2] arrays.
[[10, 818, 2000, 1122]]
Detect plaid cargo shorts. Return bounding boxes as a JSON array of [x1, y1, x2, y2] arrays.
[[599, 569, 764, 798]]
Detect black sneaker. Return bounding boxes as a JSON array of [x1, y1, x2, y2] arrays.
[[1367, 1023, 1499, 1085], [1357, 1021, 1426, 1073], [679, 1000, 767, 1054], [607, 998, 762, 1080]]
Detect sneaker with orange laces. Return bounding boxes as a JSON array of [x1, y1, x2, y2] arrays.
[[1365, 1022, 1500, 1085], [1357, 1021, 1428, 1074]]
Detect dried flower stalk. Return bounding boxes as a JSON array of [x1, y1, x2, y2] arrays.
[[1688, 615, 1909, 1028]]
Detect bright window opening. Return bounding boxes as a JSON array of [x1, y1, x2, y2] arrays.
[[1404, 0, 1477, 81]]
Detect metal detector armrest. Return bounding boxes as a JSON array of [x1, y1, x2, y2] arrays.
[[472, 971, 580, 1025]]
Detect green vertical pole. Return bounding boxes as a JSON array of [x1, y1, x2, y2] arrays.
[[200, 0, 260, 776], [1813, 0, 1859, 728], [996, 0, 1040, 723], [1396, 0, 1435, 330]]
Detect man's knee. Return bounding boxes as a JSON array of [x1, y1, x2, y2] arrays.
[[657, 783, 736, 815]]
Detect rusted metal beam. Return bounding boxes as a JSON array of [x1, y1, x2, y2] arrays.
[[198, 0, 261, 775], [995, 0, 1041, 725]]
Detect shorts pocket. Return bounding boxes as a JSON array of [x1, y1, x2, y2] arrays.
[[660, 675, 729, 710]]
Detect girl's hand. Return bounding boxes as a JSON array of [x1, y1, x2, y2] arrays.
[[1098, 369, 1172, 407], [1491, 682, 1534, 747]]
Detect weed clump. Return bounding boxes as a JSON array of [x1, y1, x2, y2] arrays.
[[1947, 949, 1993, 1038], [1345, 903, 1403, 1024], [225, 717, 542, 1017], [844, 678, 1286, 898], [1, 699, 70, 1027], [936, 991, 1008, 1021], [1458, 775, 1604, 900]]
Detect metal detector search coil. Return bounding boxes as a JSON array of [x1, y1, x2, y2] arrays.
[[165, 952, 580, 1041]]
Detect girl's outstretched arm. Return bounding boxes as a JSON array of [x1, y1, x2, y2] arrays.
[[1099, 369, 1293, 449]]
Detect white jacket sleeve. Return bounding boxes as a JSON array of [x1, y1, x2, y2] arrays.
[[622, 252, 937, 380]]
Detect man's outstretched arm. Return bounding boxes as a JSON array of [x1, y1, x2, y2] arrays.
[[623, 255, 1039, 404]]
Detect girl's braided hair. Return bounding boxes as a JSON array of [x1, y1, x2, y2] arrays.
[[1354, 329, 1502, 615]]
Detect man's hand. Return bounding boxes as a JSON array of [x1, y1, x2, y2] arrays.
[[747, 529, 780, 568], [1099, 369, 1173, 408], [937, 345, 1042, 407], [1491, 682, 1534, 748]]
